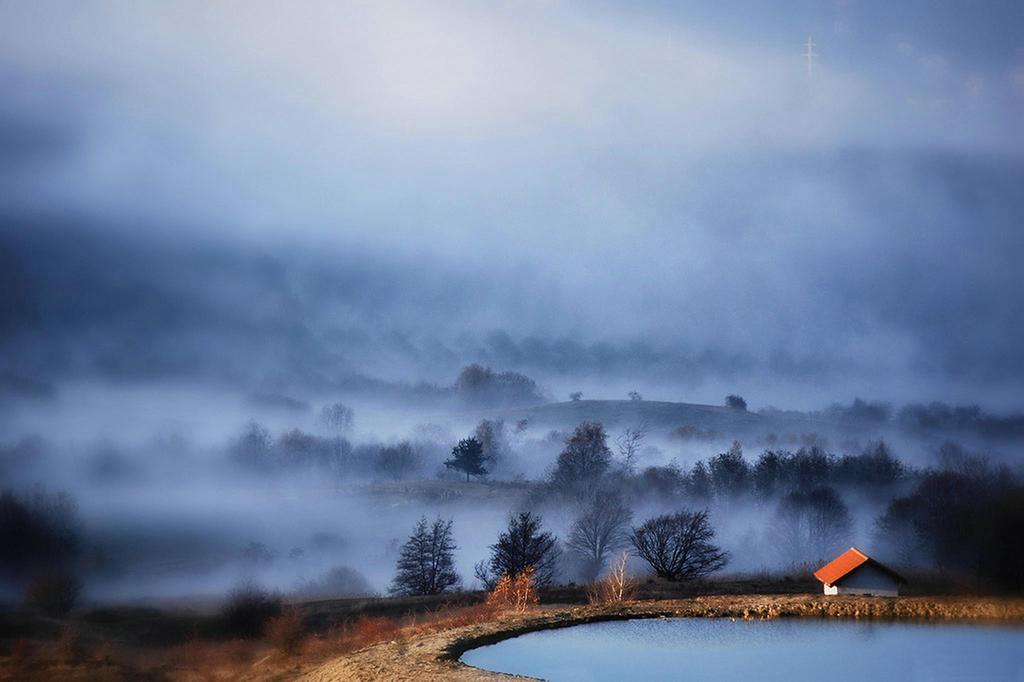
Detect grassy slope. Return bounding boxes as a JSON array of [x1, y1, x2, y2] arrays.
[[477, 399, 830, 437], [0, 576, 816, 650], [306, 595, 1024, 682]]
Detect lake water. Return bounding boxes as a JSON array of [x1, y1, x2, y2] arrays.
[[460, 617, 1024, 681]]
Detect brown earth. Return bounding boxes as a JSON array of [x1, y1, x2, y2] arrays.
[[301, 595, 1024, 682]]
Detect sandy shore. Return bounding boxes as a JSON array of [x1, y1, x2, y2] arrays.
[[300, 595, 1024, 681]]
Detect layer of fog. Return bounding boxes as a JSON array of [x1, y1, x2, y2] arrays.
[[2, 1, 1023, 409], [1, 0, 1022, 606], [3, 377, 1019, 604]]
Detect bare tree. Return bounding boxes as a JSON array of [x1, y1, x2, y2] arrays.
[[389, 517, 461, 596], [374, 441, 417, 481], [630, 510, 729, 581], [231, 420, 273, 470], [771, 486, 852, 566], [567, 494, 633, 581], [587, 550, 636, 604], [319, 402, 354, 433], [615, 422, 647, 474], [628, 391, 643, 401], [474, 419, 508, 472], [569, 391, 583, 402]]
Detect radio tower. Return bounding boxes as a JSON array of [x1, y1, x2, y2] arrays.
[[802, 35, 818, 78]]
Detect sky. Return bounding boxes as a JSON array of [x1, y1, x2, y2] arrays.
[[1, 0, 1022, 410]]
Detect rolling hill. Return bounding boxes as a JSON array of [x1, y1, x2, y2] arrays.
[[475, 399, 833, 440]]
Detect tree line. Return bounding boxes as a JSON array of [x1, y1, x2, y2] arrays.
[[389, 505, 728, 597]]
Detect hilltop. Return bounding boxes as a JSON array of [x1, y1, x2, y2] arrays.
[[474, 399, 831, 440]]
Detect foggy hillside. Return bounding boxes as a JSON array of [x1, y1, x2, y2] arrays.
[[480, 399, 818, 435]]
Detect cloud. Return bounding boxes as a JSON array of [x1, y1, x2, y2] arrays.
[[0, 1, 1021, 408], [3, 142, 1022, 409]]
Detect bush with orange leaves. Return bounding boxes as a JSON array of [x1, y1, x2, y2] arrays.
[[265, 608, 307, 656], [350, 614, 401, 647], [587, 551, 637, 604], [485, 566, 539, 613]]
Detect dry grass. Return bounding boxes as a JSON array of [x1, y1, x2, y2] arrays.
[[265, 609, 307, 656], [297, 594, 1024, 681], [4, 577, 1021, 681], [484, 567, 539, 613], [119, 600, 508, 681]]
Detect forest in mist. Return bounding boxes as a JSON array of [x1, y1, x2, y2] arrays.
[[2, 362, 1022, 613]]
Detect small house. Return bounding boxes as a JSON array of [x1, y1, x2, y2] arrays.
[[814, 547, 906, 597]]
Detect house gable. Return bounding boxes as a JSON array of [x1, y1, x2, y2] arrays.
[[814, 547, 906, 597]]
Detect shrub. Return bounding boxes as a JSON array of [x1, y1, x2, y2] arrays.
[[0, 488, 80, 581], [292, 565, 373, 600], [587, 551, 636, 604], [374, 441, 417, 481], [350, 615, 400, 647], [220, 582, 283, 639], [725, 394, 747, 410], [485, 566, 538, 613], [24, 571, 82, 616], [8, 639, 39, 677], [264, 608, 306, 656], [55, 623, 86, 664]]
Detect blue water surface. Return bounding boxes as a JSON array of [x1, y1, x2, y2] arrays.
[[460, 617, 1024, 681]]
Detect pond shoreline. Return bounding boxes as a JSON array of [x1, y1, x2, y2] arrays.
[[301, 595, 1024, 681]]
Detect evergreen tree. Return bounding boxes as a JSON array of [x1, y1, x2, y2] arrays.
[[475, 511, 561, 588], [688, 460, 712, 499], [708, 441, 750, 497], [445, 437, 487, 481], [389, 517, 461, 596], [474, 420, 509, 472]]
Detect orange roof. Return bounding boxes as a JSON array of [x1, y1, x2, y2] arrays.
[[814, 547, 870, 585], [814, 546, 907, 586]]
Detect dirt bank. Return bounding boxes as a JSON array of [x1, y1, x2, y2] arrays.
[[301, 595, 1024, 681]]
